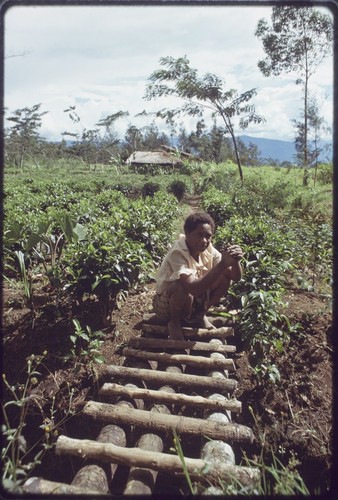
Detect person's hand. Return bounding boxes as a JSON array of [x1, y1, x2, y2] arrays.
[[221, 244, 244, 266]]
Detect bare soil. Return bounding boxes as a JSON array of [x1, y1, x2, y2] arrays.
[[1, 279, 333, 494]]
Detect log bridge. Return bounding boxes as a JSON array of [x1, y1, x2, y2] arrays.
[[23, 310, 260, 495]]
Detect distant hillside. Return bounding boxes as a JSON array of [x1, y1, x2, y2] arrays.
[[239, 135, 332, 163]]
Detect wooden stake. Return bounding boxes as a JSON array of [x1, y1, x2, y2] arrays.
[[100, 383, 242, 413], [126, 337, 236, 353], [121, 347, 236, 371], [100, 364, 237, 392], [56, 436, 259, 487], [82, 401, 253, 443]]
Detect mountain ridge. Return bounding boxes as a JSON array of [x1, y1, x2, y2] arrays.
[[239, 135, 332, 163]]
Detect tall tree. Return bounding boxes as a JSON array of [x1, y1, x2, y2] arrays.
[[5, 104, 48, 170], [96, 111, 129, 163], [144, 56, 265, 183], [293, 95, 331, 184], [255, 6, 333, 183], [177, 125, 191, 153], [142, 122, 170, 150], [124, 125, 143, 154]]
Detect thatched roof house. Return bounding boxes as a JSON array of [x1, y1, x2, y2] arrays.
[[126, 150, 183, 168]]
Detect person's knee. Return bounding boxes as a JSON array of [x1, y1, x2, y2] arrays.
[[168, 281, 189, 301], [167, 281, 192, 312]]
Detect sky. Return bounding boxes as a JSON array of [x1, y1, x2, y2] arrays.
[[3, 3, 334, 143]]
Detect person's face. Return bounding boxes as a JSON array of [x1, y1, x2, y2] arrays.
[[185, 223, 213, 258]]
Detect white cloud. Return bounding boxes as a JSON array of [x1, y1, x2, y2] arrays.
[[3, 4, 334, 143]]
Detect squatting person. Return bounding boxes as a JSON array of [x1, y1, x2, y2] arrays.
[[152, 211, 244, 340]]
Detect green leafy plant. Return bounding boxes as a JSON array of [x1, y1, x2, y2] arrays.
[[14, 250, 33, 307], [239, 289, 296, 384], [63, 319, 105, 364], [243, 448, 309, 495], [2, 353, 76, 493]]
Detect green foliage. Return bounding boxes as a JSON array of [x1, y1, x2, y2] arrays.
[[239, 289, 296, 384], [14, 250, 33, 306], [315, 163, 333, 185], [201, 186, 234, 225], [255, 7, 333, 78], [2, 354, 76, 493], [255, 6, 332, 173], [3, 173, 180, 327], [64, 319, 105, 364], [202, 182, 331, 384], [243, 447, 309, 496], [144, 55, 266, 182], [62, 221, 152, 320], [5, 104, 48, 171], [2, 159, 332, 494]]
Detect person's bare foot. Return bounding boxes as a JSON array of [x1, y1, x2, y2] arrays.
[[195, 315, 216, 330], [168, 320, 185, 340]]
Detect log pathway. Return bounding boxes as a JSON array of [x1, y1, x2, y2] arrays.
[[23, 309, 260, 495]]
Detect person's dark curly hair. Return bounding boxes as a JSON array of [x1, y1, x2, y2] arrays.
[[183, 211, 215, 234]]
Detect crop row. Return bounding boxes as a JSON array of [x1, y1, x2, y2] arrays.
[[3, 182, 182, 326], [201, 184, 332, 383]]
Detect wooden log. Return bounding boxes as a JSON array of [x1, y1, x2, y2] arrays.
[[113, 383, 145, 410], [121, 347, 236, 371], [99, 383, 242, 413], [197, 343, 236, 495], [126, 337, 236, 353], [100, 364, 237, 392], [97, 425, 126, 479], [142, 313, 233, 327], [71, 416, 129, 491], [23, 476, 108, 495], [124, 386, 173, 495], [142, 323, 234, 339], [124, 433, 163, 494], [201, 440, 235, 465], [71, 464, 108, 493], [208, 351, 230, 381], [56, 436, 260, 487], [82, 401, 254, 443]]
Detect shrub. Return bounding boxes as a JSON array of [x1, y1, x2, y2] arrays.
[[167, 179, 188, 200], [141, 181, 161, 198], [315, 164, 333, 185]]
